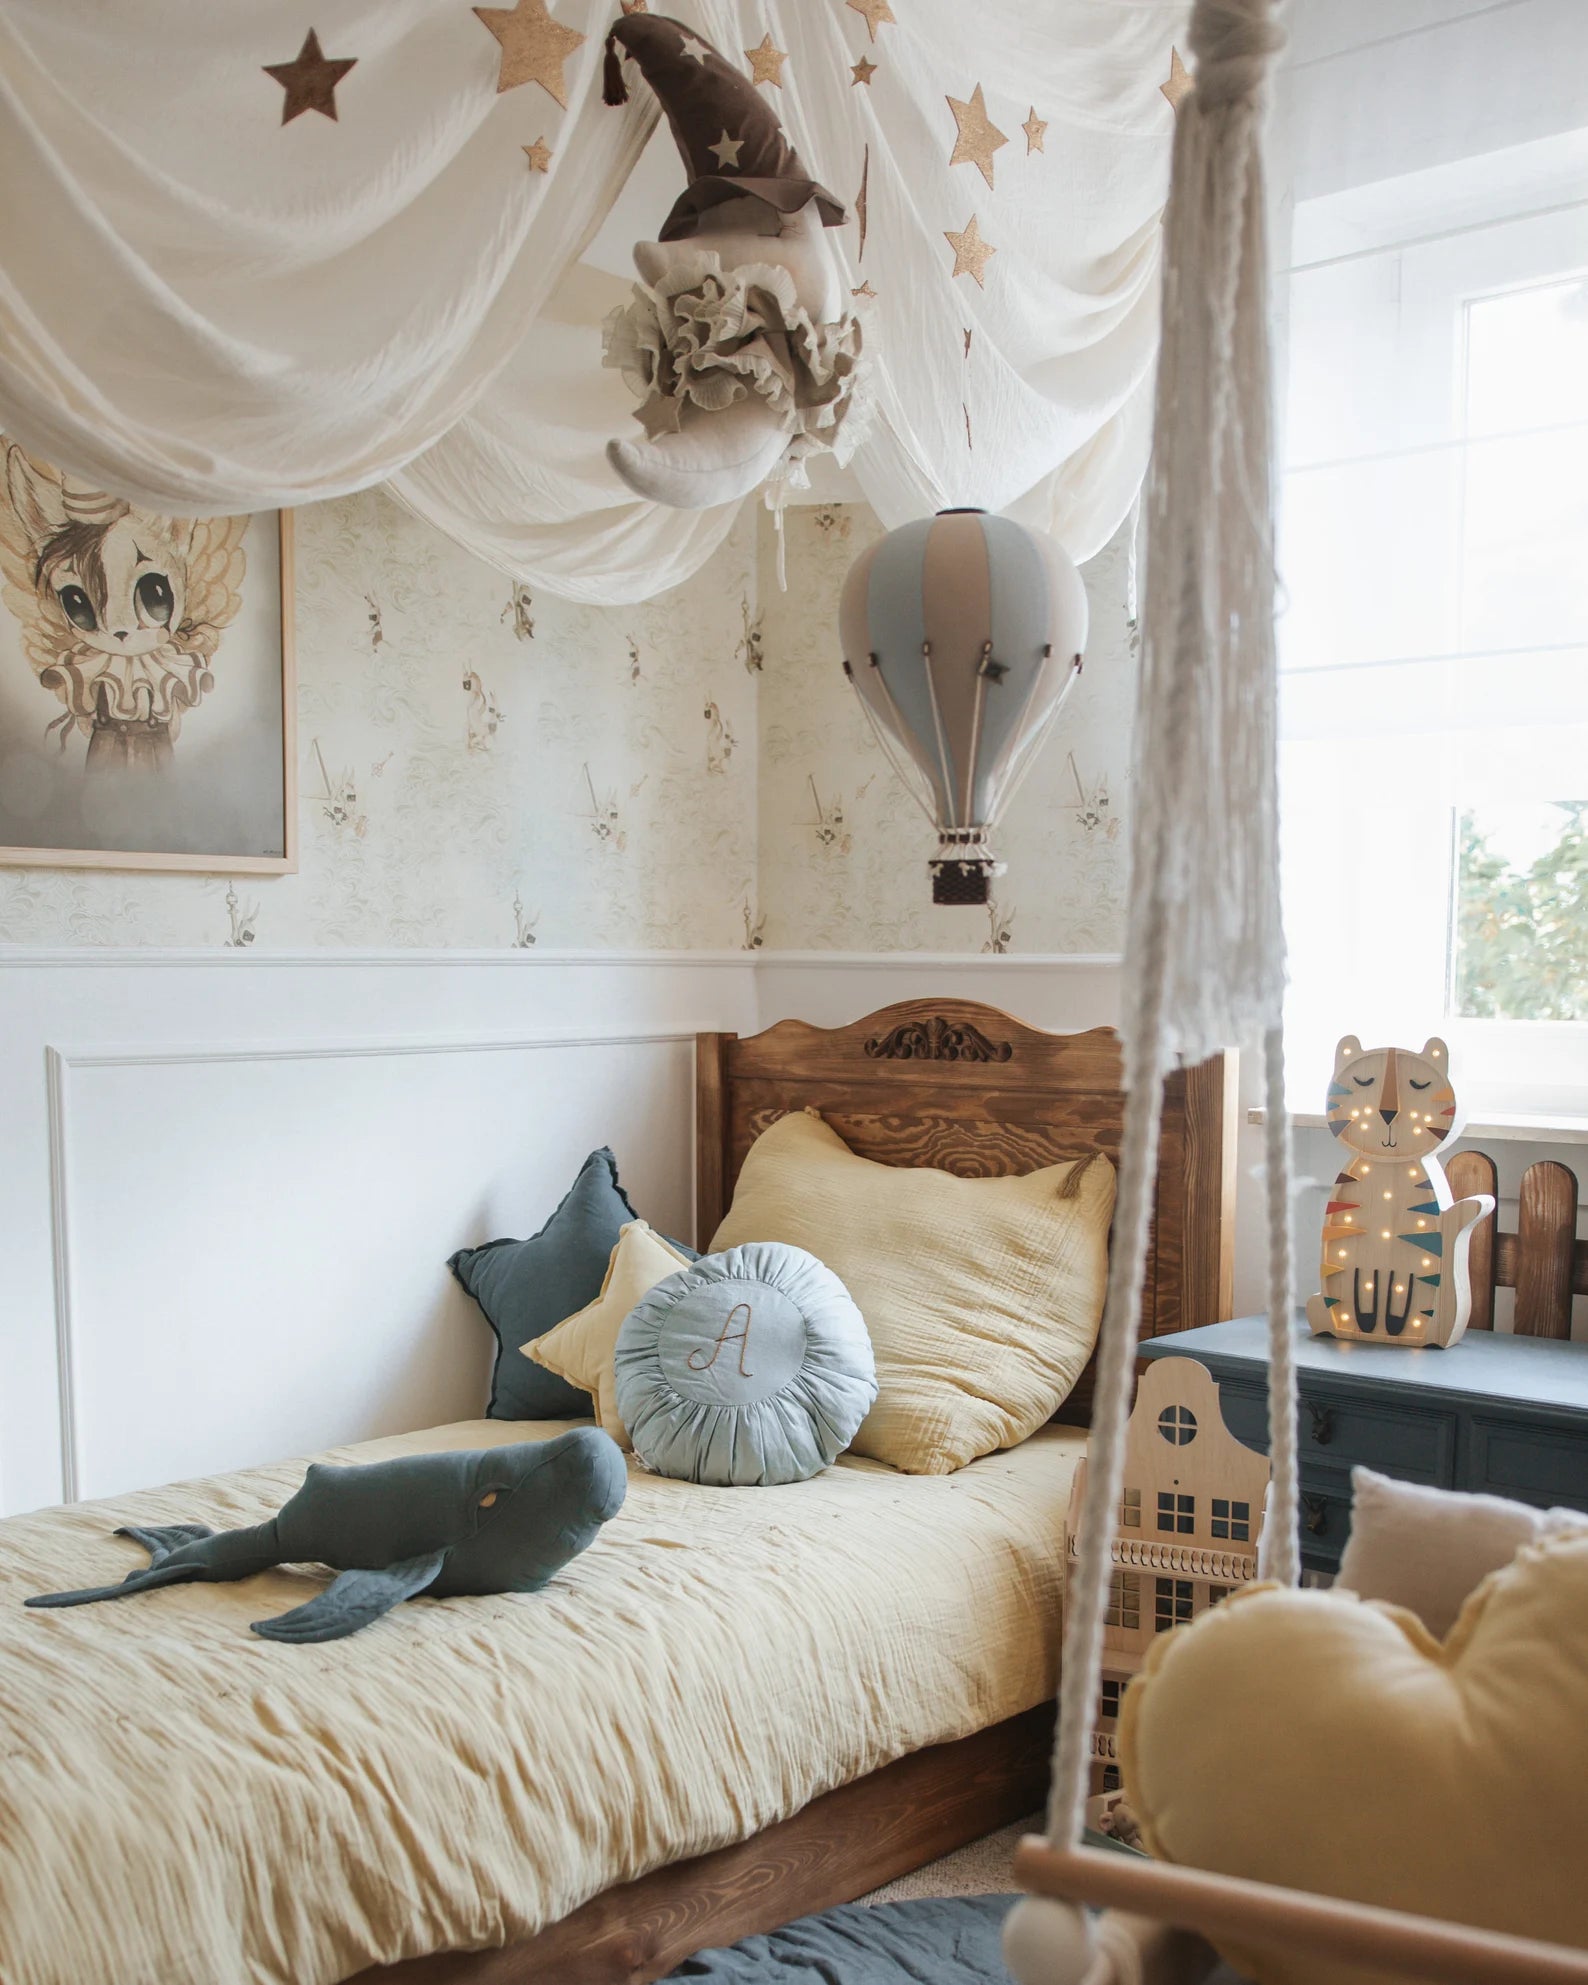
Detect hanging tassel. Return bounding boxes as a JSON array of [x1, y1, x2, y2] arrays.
[[603, 33, 628, 106]]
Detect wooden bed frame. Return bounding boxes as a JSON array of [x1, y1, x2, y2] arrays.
[[359, 998, 1236, 1985]]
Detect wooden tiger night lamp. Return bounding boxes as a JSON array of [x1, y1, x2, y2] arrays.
[[1306, 1035, 1495, 1348]]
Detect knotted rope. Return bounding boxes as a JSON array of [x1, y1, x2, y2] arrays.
[[1037, 0, 1295, 1879]]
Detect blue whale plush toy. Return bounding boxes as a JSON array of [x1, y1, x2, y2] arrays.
[[27, 1426, 626, 1642]]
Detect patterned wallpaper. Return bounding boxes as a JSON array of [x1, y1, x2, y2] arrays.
[[0, 489, 760, 950], [0, 492, 1135, 954]]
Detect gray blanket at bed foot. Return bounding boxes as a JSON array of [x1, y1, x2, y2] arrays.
[[664, 1893, 1016, 1982]]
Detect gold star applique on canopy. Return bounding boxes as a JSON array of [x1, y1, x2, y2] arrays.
[[619, 0, 648, 11], [944, 213, 995, 287], [851, 55, 877, 85], [847, 0, 896, 43], [946, 82, 1007, 189], [264, 29, 357, 124], [1161, 47, 1193, 111], [523, 137, 552, 172], [745, 34, 787, 86], [1022, 106, 1047, 153], [852, 280, 877, 300], [709, 129, 745, 169], [473, 0, 586, 106], [679, 30, 709, 62]]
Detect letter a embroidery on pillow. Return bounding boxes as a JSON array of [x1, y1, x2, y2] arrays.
[[688, 1302, 755, 1378]]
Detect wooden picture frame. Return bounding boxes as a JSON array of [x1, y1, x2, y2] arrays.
[[0, 450, 296, 875]]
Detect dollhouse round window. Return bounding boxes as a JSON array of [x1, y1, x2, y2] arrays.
[[1157, 1405, 1198, 1446]]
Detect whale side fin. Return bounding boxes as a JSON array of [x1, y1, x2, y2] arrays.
[[249, 1548, 449, 1644]]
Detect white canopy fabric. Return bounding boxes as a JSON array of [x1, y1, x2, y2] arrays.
[[0, 0, 1186, 600]]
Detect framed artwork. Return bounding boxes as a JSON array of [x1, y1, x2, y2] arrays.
[[0, 441, 296, 873]]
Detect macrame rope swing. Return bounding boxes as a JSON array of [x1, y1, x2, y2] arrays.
[[1005, 5, 1588, 1981], [1008, 0, 1301, 1972]]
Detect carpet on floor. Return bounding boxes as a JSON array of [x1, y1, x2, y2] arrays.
[[664, 1892, 1016, 1982]]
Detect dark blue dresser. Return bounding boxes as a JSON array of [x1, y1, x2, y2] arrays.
[[1140, 1315, 1588, 1572]]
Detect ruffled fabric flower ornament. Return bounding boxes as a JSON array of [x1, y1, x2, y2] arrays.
[[601, 14, 868, 512]]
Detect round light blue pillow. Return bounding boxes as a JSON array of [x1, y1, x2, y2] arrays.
[[613, 1243, 877, 1487]]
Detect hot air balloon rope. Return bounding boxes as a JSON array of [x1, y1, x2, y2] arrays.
[[919, 642, 959, 829], [847, 671, 941, 830]]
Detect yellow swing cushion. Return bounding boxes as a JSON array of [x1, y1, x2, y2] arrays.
[[1119, 1530, 1588, 1985]]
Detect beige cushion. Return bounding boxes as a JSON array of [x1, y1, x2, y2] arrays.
[[1336, 1465, 1587, 1639], [711, 1109, 1115, 1474], [527, 1221, 692, 1448], [1122, 1533, 1588, 1985]]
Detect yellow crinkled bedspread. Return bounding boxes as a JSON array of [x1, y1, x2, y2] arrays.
[[0, 1418, 1084, 1985]]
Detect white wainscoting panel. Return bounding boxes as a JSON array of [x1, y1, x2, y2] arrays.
[[1, 951, 757, 1515], [50, 1033, 696, 1503]]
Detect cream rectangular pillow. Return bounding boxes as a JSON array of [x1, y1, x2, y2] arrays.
[[711, 1109, 1115, 1474]]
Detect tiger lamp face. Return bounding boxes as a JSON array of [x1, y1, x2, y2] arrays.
[[1325, 1036, 1457, 1158]]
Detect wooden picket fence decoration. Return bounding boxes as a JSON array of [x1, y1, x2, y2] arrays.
[[1446, 1152, 1585, 1340]]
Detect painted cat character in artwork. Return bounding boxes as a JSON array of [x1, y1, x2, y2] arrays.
[[1307, 1035, 1495, 1349], [0, 443, 247, 773]]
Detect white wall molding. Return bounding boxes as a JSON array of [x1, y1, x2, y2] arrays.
[[751, 950, 1125, 972], [51, 1027, 699, 1073], [33, 1022, 712, 1509], [40, 1027, 701, 1505], [0, 944, 1121, 972], [0, 946, 759, 970], [43, 1050, 81, 1512], [1, 950, 759, 1514]]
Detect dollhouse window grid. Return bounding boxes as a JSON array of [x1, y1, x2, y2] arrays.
[[1155, 1577, 1194, 1631], [1211, 1497, 1251, 1541], [1158, 1491, 1196, 1534], [1105, 1569, 1142, 1630]]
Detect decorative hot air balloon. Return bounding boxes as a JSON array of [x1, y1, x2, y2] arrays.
[[839, 509, 1089, 903]]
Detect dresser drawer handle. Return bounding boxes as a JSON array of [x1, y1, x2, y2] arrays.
[[1306, 1403, 1335, 1447], [1301, 1494, 1330, 1536]]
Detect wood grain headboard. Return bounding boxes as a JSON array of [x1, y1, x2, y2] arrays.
[[695, 998, 1237, 1412]]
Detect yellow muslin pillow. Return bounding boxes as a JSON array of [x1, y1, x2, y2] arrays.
[[710, 1109, 1114, 1474], [527, 1221, 692, 1448], [1120, 1532, 1588, 1985]]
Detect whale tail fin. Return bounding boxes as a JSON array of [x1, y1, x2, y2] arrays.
[[25, 1520, 279, 1610], [251, 1548, 449, 1644]]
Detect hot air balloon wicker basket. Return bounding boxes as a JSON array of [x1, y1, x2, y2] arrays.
[[931, 831, 1001, 905]]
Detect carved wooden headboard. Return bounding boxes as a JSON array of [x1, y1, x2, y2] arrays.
[[695, 997, 1237, 1414]]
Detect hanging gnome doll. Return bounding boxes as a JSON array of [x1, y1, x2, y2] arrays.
[[601, 14, 866, 510]]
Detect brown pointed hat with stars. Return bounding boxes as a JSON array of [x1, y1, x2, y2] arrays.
[[603, 13, 845, 241]]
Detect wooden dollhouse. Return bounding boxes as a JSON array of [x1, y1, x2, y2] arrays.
[[1066, 1356, 1272, 1792]]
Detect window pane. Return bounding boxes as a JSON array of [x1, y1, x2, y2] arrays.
[[1453, 803, 1588, 1019], [1465, 277, 1588, 437]]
